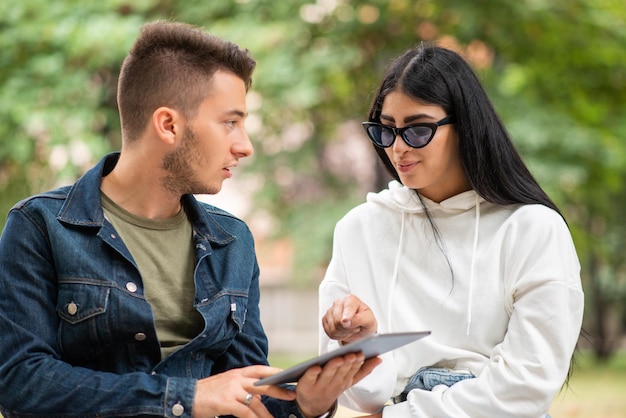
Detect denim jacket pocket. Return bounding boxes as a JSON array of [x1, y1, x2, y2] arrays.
[[56, 281, 112, 365], [197, 292, 248, 355], [57, 282, 110, 324]]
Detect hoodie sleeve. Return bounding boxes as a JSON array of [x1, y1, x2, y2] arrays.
[[381, 206, 584, 418], [319, 219, 397, 413]]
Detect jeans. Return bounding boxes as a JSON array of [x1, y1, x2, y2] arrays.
[[393, 367, 551, 417], [393, 367, 476, 403]]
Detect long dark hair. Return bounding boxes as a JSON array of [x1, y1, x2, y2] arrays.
[[368, 44, 578, 386], [367, 44, 561, 217]]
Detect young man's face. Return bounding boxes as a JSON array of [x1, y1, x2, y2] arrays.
[[161, 70, 253, 196]]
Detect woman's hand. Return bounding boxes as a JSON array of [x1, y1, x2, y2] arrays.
[[294, 353, 382, 418], [322, 294, 378, 344], [192, 365, 296, 418]]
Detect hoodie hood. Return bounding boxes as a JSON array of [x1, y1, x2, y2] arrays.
[[367, 180, 482, 213], [367, 181, 483, 335]]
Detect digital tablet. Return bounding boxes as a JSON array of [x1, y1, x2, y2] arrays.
[[254, 331, 430, 386]]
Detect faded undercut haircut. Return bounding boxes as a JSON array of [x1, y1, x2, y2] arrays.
[[117, 20, 256, 142]]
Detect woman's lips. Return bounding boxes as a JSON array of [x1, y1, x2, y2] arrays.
[[396, 161, 418, 173]]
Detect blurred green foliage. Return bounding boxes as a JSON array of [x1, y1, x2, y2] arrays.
[[1, 0, 625, 357]]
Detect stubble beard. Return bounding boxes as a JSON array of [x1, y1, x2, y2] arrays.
[[161, 126, 220, 197]]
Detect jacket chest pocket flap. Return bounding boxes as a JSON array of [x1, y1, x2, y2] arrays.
[[57, 282, 110, 324]]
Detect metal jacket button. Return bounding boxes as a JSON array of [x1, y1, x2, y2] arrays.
[[67, 302, 78, 315], [172, 402, 185, 416], [126, 282, 138, 293]]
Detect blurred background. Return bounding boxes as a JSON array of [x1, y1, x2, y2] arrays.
[[1, 0, 625, 415]]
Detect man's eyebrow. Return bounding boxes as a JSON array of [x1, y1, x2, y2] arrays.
[[222, 109, 248, 118]]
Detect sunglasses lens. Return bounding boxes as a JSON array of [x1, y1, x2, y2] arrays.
[[379, 128, 396, 147], [404, 126, 434, 148], [366, 125, 391, 147]]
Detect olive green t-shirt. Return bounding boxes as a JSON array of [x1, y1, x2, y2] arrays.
[[101, 193, 203, 359]]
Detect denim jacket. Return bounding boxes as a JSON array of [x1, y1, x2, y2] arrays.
[[0, 153, 304, 418]]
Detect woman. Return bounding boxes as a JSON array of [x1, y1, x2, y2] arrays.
[[319, 44, 583, 417]]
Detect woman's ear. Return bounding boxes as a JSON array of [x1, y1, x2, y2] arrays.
[[152, 107, 181, 145]]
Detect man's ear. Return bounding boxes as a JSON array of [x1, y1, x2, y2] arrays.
[[152, 107, 182, 145]]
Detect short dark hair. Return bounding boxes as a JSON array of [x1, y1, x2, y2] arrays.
[[367, 44, 561, 216], [117, 20, 256, 141]]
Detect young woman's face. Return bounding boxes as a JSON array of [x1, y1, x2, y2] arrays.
[[381, 90, 469, 202]]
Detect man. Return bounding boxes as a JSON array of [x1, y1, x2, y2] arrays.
[[0, 21, 379, 418]]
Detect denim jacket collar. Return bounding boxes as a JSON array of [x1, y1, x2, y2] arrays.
[[56, 152, 235, 246]]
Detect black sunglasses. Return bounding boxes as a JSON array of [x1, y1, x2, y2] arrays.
[[362, 115, 455, 148]]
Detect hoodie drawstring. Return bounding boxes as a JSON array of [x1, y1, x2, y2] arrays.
[[466, 194, 480, 335], [385, 194, 480, 335], [387, 211, 406, 332]]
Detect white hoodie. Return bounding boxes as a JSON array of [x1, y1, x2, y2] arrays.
[[319, 181, 583, 418]]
